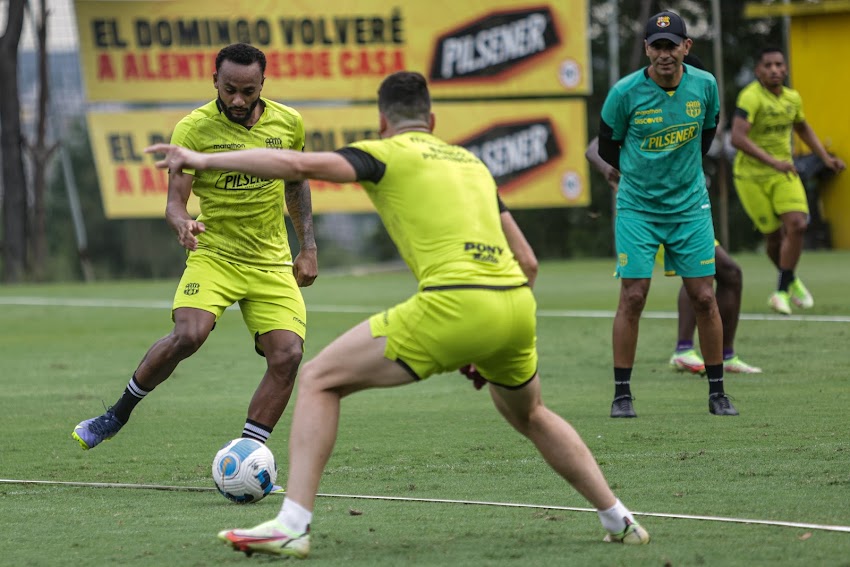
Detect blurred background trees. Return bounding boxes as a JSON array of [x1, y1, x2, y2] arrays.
[[2, 0, 787, 282]]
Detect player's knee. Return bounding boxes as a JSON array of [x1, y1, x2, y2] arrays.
[[620, 288, 647, 313], [689, 290, 716, 314], [265, 343, 304, 377], [170, 328, 207, 357], [716, 262, 742, 290], [786, 217, 808, 236]]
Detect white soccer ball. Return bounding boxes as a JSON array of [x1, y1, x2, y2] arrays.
[[212, 438, 277, 504]]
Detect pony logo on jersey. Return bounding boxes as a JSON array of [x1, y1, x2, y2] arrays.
[[685, 100, 702, 118], [458, 119, 561, 188], [428, 7, 560, 82]]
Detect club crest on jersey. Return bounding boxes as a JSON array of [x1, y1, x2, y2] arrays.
[[685, 100, 702, 118], [656, 16, 671, 28]]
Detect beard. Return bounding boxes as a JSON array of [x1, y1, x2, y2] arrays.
[[219, 96, 261, 125]]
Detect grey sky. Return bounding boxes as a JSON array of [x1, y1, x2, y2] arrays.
[[1, 0, 78, 52]]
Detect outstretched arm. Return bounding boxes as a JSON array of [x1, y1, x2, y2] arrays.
[[145, 145, 358, 184]]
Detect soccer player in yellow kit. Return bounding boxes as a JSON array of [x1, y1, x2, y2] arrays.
[[149, 71, 650, 558], [72, 44, 317, 467], [731, 46, 845, 315]]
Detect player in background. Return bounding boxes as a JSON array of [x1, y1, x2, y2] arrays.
[[731, 46, 845, 315], [585, 54, 761, 376], [72, 43, 318, 457], [597, 11, 739, 418], [148, 70, 650, 559]]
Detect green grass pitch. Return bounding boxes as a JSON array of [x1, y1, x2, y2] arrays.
[[1, 250, 848, 566]]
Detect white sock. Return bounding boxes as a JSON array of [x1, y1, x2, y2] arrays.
[[277, 497, 313, 533], [597, 499, 635, 533]]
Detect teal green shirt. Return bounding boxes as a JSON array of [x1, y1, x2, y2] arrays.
[[601, 64, 719, 221]]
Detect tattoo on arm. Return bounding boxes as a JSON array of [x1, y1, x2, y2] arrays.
[[284, 179, 316, 249]]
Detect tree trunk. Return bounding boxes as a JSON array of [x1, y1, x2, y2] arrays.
[[27, 0, 59, 281], [0, 0, 28, 283]]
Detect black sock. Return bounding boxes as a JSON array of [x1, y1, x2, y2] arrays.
[[778, 269, 795, 292], [705, 364, 725, 395], [111, 374, 151, 424], [614, 367, 632, 398], [243, 419, 273, 443]]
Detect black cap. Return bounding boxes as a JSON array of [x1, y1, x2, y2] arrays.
[[645, 11, 688, 45]]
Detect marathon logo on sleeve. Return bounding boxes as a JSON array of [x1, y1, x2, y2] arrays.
[[429, 7, 560, 81], [458, 119, 561, 188]]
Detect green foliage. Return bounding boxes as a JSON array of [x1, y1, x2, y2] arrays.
[[1, 251, 849, 565]]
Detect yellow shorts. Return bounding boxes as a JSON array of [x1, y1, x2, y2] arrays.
[[369, 285, 538, 388], [734, 173, 808, 234], [173, 254, 306, 352]]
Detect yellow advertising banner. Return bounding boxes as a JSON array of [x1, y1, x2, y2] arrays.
[[74, 0, 589, 102], [87, 99, 587, 219]]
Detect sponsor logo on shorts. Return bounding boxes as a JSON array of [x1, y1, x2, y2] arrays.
[[464, 241, 504, 264], [292, 316, 306, 328], [458, 119, 561, 188], [428, 7, 560, 82], [184, 282, 200, 296], [700, 257, 716, 265]]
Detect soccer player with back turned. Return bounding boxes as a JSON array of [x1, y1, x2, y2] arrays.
[[149, 70, 650, 558]]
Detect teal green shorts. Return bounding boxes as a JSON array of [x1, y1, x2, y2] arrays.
[[369, 285, 538, 388], [615, 215, 716, 278], [173, 254, 306, 353]]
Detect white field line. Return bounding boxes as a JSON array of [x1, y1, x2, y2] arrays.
[[2, 296, 850, 323], [1, 478, 848, 533]]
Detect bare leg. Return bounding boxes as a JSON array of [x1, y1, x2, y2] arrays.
[[284, 321, 414, 511], [250, 330, 303, 427], [676, 284, 696, 343], [133, 307, 215, 389], [612, 278, 651, 367], [681, 277, 722, 365], [765, 229, 783, 271], [778, 211, 808, 273], [490, 376, 616, 509], [713, 247, 742, 351]]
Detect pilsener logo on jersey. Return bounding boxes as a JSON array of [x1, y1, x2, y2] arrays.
[[428, 7, 560, 82], [215, 172, 275, 191], [458, 119, 561, 187], [640, 123, 699, 152]]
